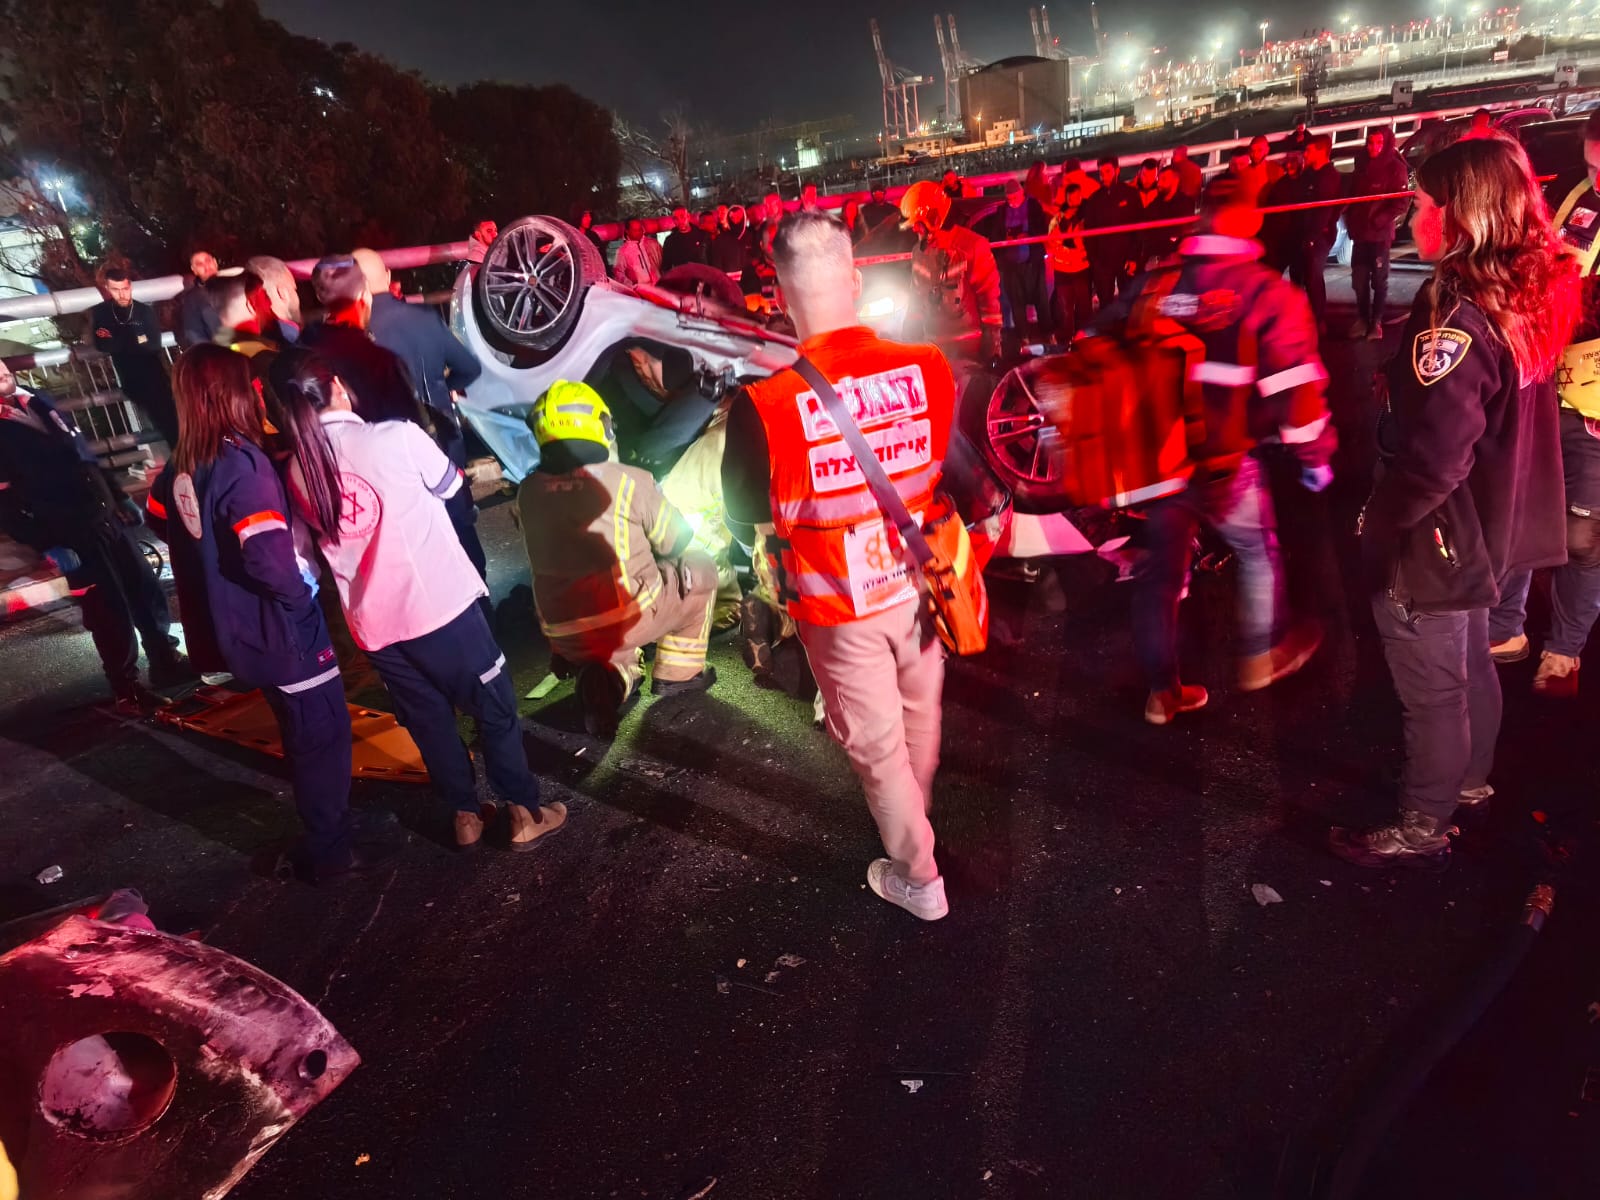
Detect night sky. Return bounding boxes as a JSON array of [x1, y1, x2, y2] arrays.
[[259, 0, 1425, 133]]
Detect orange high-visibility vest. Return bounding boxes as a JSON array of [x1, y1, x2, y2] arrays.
[[744, 326, 955, 626]]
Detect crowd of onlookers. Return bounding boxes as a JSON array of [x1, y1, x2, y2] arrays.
[[576, 117, 1418, 349]]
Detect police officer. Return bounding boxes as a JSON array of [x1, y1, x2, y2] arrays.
[[518, 381, 717, 737], [151, 344, 384, 882], [898, 180, 1002, 365], [1334, 137, 1576, 867], [722, 211, 957, 922], [1088, 178, 1333, 726], [0, 357, 191, 713], [1488, 108, 1600, 697], [268, 348, 566, 852]]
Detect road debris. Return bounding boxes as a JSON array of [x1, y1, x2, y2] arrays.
[[35, 865, 63, 885], [900, 1079, 924, 1094], [684, 1178, 718, 1200], [355, 1153, 371, 1166], [525, 672, 562, 700], [1318, 880, 1333, 888], [736, 958, 747, 969], [1251, 884, 1284, 906], [503, 893, 521, 906], [775, 953, 806, 968]]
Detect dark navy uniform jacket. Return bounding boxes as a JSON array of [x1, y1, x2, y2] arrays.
[[1362, 289, 1566, 611], [147, 438, 336, 690], [367, 293, 482, 438]]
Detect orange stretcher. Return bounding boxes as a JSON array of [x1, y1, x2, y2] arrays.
[[156, 685, 430, 784]]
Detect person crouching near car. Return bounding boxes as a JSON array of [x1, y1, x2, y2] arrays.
[[267, 347, 565, 853], [1332, 136, 1578, 868], [721, 211, 957, 922], [518, 380, 717, 738]]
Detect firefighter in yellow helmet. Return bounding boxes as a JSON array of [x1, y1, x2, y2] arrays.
[[517, 380, 717, 735], [899, 179, 1003, 363]]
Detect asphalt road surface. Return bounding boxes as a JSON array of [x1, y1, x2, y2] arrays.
[[2, 276, 1598, 1200]]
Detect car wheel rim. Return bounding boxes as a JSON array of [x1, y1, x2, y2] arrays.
[[481, 223, 577, 341], [987, 369, 1062, 487]]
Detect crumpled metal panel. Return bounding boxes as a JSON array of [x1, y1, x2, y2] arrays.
[[0, 916, 358, 1199]]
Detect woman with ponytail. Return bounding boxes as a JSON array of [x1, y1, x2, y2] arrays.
[[1336, 134, 1579, 867], [267, 347, 565, 852]]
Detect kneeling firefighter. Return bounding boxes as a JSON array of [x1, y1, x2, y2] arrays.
[[518, 381, 717, 735]]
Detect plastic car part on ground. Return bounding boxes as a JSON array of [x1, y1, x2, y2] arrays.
[[0, 915, 358, 1199], [156, 686, 430, 784]]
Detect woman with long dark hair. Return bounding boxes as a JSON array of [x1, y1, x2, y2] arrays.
[[267, 347, 565, 851], [149, 344, 369, 881], [1334, 135, 1579, 866]]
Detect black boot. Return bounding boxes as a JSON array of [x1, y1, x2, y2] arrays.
[[652, 667, 717, 698], [148, 651, 200, 691]]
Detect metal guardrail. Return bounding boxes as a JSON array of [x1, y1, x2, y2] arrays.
[[9, 343, 173, 471]]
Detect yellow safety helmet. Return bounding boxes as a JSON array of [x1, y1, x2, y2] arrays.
[[899, 180, 951, 233], [529, 380, 614, 449]]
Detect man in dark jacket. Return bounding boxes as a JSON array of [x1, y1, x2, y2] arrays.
[[354, 248, 489, 582], [1082, 156, 1138, 307], [0, 359, 192, 711], [1287, 135, 1345, 328], [709, 205, 759, 294], [301, 257, 430, 430], [978, 178, 1052, 347], [862, 186, 898, 232], [176, 250, 222, 349], [86, 268, 179, 448], [661, 207, 708, 272], [1343, 127, 1410, 339], [1145, 165, 1195, 263]]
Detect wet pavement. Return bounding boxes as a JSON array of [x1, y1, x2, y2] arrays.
[[2, 277, 1598, 1199]]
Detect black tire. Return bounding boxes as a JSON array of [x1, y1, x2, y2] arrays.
[[959, 362, 1073, 514], [472, 216, 607, 354]]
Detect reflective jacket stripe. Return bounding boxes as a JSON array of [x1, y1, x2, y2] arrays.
[[540, 576, 662, 638], [612, 475, 636, 594], [1189, 361, 1257, 386], [1259, 362, 1328, 396], [478, 653, 506, 684], [233, 510, 288, 542], [1280, 413, 1331, 444], [429, 465, 462, 498], [776, 463, 941, 527]]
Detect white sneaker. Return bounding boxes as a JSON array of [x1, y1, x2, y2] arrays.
[[867, 858, 949, 921]]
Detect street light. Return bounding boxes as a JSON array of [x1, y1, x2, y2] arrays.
[[1260, 20, 1270, 44]]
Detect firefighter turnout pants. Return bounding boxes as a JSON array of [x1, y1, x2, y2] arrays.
[[549, 551, 717, 696], [798, 598, 944, 885]]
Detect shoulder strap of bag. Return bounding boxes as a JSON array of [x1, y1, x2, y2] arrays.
[[791, 355, 935, 568]]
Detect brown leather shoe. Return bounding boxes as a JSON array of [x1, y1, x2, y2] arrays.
[[1490, 633, 1530, 664], [508, 801, 568, 851], [454, 809, 487, 851]]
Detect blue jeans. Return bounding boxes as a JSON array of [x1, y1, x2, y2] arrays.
[[368, 604, 540, 814], [1488, 407, 1600, 656], [1371, 599, 1500, 821], [1132, 455, 1283, 690]]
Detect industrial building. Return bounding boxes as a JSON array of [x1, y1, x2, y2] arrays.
[[959, 56, 1077, 145]]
